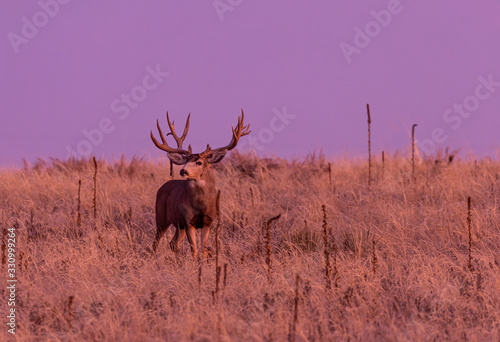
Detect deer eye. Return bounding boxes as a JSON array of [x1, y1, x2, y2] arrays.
[[196, 161, 203, 166]]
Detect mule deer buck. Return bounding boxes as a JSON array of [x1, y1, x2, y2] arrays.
[[151, 110, 250, 261]]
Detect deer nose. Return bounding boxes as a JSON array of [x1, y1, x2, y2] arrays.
[[180, 169, 188, 177]]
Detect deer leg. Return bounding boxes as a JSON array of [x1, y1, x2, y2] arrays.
[[201, 226, 211, 262], [185, 225, 198, 260], [169, 226, 186, 252], [153, 221, 170, 252]]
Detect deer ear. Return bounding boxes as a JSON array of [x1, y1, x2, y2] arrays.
[[167, 152, 188, 165], [206, 149, 228, 164]]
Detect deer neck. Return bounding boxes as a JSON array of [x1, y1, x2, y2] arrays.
[[186, 169, 216, 209]]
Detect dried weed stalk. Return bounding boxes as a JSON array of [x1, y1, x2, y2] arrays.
[[289, 274, 300, 342], [266, 213, 282, 283], [322, 205, 332, 290], [412, 124, 417, 182], [215, 190, 221, 297], [93, 156, 98, 221], [367, 104, 372, 187], [382, 151, 385, 180], [77, 179, 82, 227], [67, 295, 74, 330], [467, 196, 473, 271]]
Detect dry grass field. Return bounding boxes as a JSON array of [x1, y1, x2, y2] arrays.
[[1, 152, 499, 341]]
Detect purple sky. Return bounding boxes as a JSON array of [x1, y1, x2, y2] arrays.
[[1, 1, 499, 168]]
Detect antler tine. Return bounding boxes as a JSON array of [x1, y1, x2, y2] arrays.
[[166, 112, 190, 149], [156, 119, 167, 145], [151, 112, 192, 155], [237, 109, 251, 136], [232, 109, 251, 139], [211, 109, 251, 153], [181, 113, 191, 141]]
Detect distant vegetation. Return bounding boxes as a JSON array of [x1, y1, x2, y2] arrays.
[[1, 151, 499, 341]]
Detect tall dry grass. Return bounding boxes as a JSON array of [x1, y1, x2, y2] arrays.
[[0, 152, 499, 341]]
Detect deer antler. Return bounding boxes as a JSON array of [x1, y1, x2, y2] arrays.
[[210, 109, 251, 154], [151, 112, 192, 155]]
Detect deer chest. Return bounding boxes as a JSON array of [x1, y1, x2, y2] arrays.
[[190, 214, 214, 229]]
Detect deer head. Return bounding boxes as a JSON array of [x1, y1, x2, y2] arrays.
[[151, 110, 251, 180]]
